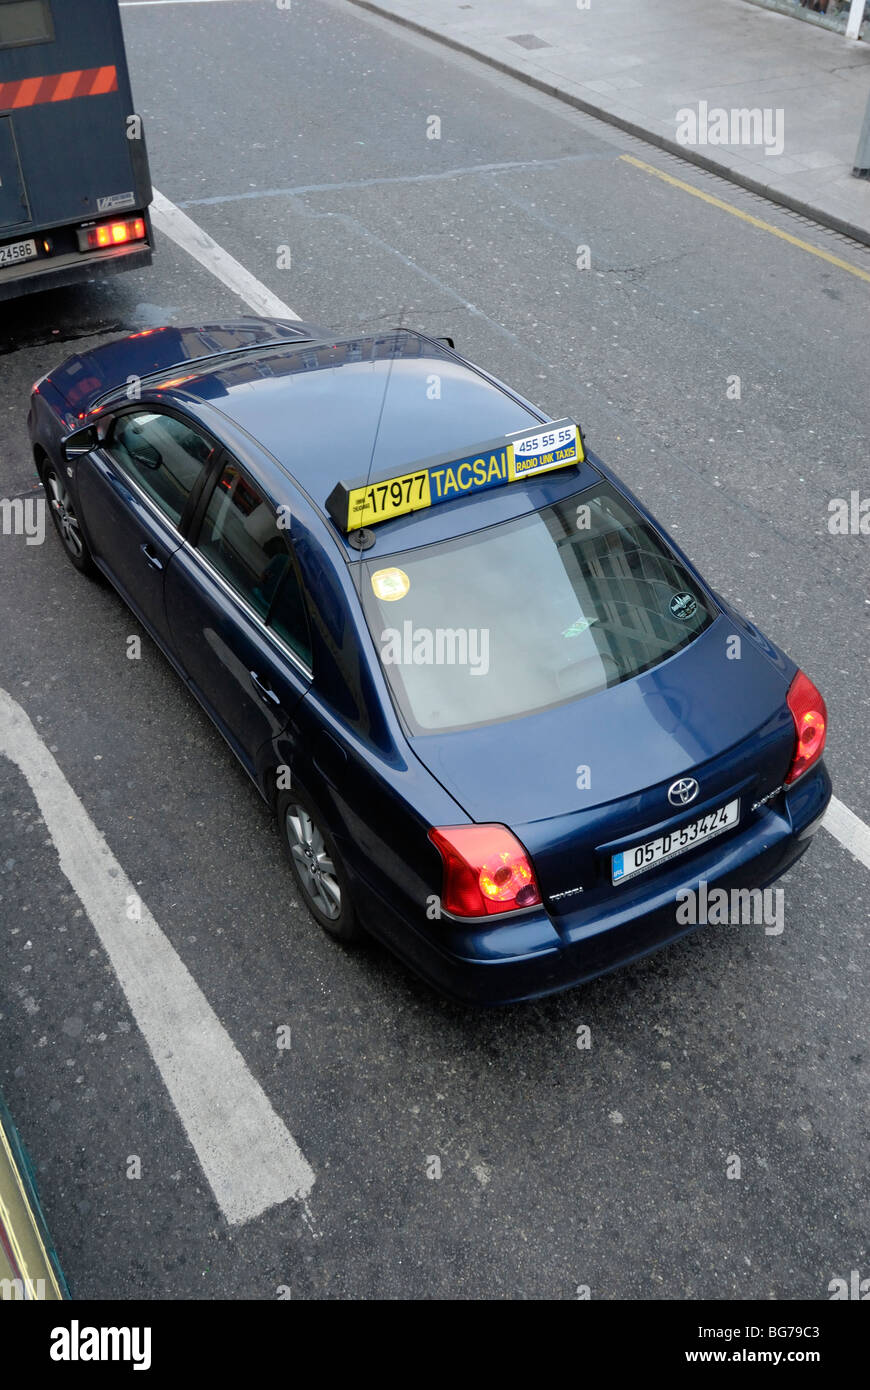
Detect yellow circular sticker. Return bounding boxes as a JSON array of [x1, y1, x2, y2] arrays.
[[371, 567, 410, 602]]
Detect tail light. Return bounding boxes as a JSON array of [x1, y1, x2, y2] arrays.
[[785, 670, 827, 784], [77, 217, 146, 253], [428, 824, 542, 918]]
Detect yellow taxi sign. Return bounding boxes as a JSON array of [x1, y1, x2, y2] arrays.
[[346, 467, 432, 530], [326, 419, 583, 532]]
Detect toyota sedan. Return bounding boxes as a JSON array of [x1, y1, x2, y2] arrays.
[[27, 318, 831, 1003]]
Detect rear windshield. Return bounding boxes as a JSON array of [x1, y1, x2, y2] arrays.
[[360, 483, 715, 734]]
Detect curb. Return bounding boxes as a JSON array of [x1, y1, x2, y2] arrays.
[[347, 0, 870, 249]]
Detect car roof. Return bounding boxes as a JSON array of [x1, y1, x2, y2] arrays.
[[136, 328, 604, 559], [169, 328, 541, 508]]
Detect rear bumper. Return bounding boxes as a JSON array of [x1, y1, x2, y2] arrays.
[[0, 238, 152, 303], [356, 761, 832, 1005]]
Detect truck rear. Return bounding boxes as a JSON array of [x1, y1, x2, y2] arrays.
[[0, 0, 152, 302]]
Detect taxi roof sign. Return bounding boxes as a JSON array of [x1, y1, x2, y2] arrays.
[[326, 419, 584, 533]]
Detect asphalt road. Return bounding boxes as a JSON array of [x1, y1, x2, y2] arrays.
[[0, 0, 868, 1300]]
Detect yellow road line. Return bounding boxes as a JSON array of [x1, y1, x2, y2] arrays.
[[620, 154, 870, 285]]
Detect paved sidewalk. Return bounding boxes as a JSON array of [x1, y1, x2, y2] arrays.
[[349, 0, 870, 243]]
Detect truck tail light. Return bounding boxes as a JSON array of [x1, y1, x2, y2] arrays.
[[428, 824, 542, 917], [77, 217, 146, 252], [785, 670, 827, 784]]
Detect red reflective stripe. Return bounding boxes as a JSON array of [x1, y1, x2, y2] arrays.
[[0, 65, 118, 110], [66, 69, 93, 101], [50, 69, 82, 103], [88, 65, 117, 96], [11, 76, 41, 108], [31, 75, 57, 104]]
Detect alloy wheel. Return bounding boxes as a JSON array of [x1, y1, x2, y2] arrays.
[[284, 804, 342, 921], [45, 469, 84, 559]]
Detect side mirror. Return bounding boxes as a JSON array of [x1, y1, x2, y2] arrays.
[[434, 336, 455, 350], [61, 424, 100, 460]]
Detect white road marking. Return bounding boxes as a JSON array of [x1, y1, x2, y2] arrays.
[[823, 795, 870, 873], [149, 188, 300, 321], [0, 686, 315, 1226]]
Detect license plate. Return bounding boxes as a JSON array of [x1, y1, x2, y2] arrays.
[[612, 798, 740, 885], [0, 238, 38, 269]]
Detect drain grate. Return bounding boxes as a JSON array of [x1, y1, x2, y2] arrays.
[[506, 33, 551, 50]]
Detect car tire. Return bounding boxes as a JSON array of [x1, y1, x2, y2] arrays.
[[39, 456, 97, 576], [277, 789, 363, 944]]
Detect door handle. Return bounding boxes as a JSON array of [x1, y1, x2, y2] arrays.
[[141, 542, 164, 571], [249, 671, 282, 706]]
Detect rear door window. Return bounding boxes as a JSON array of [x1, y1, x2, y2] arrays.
[[196, 463, 312, 667]]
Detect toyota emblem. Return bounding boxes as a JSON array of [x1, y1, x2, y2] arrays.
[[668, 777, 699, 807]]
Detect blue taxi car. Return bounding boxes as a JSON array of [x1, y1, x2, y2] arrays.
[[28, 318, 831, 1003]]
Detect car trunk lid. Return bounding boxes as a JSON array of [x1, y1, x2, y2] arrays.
[[411, 617, 797, 905]]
